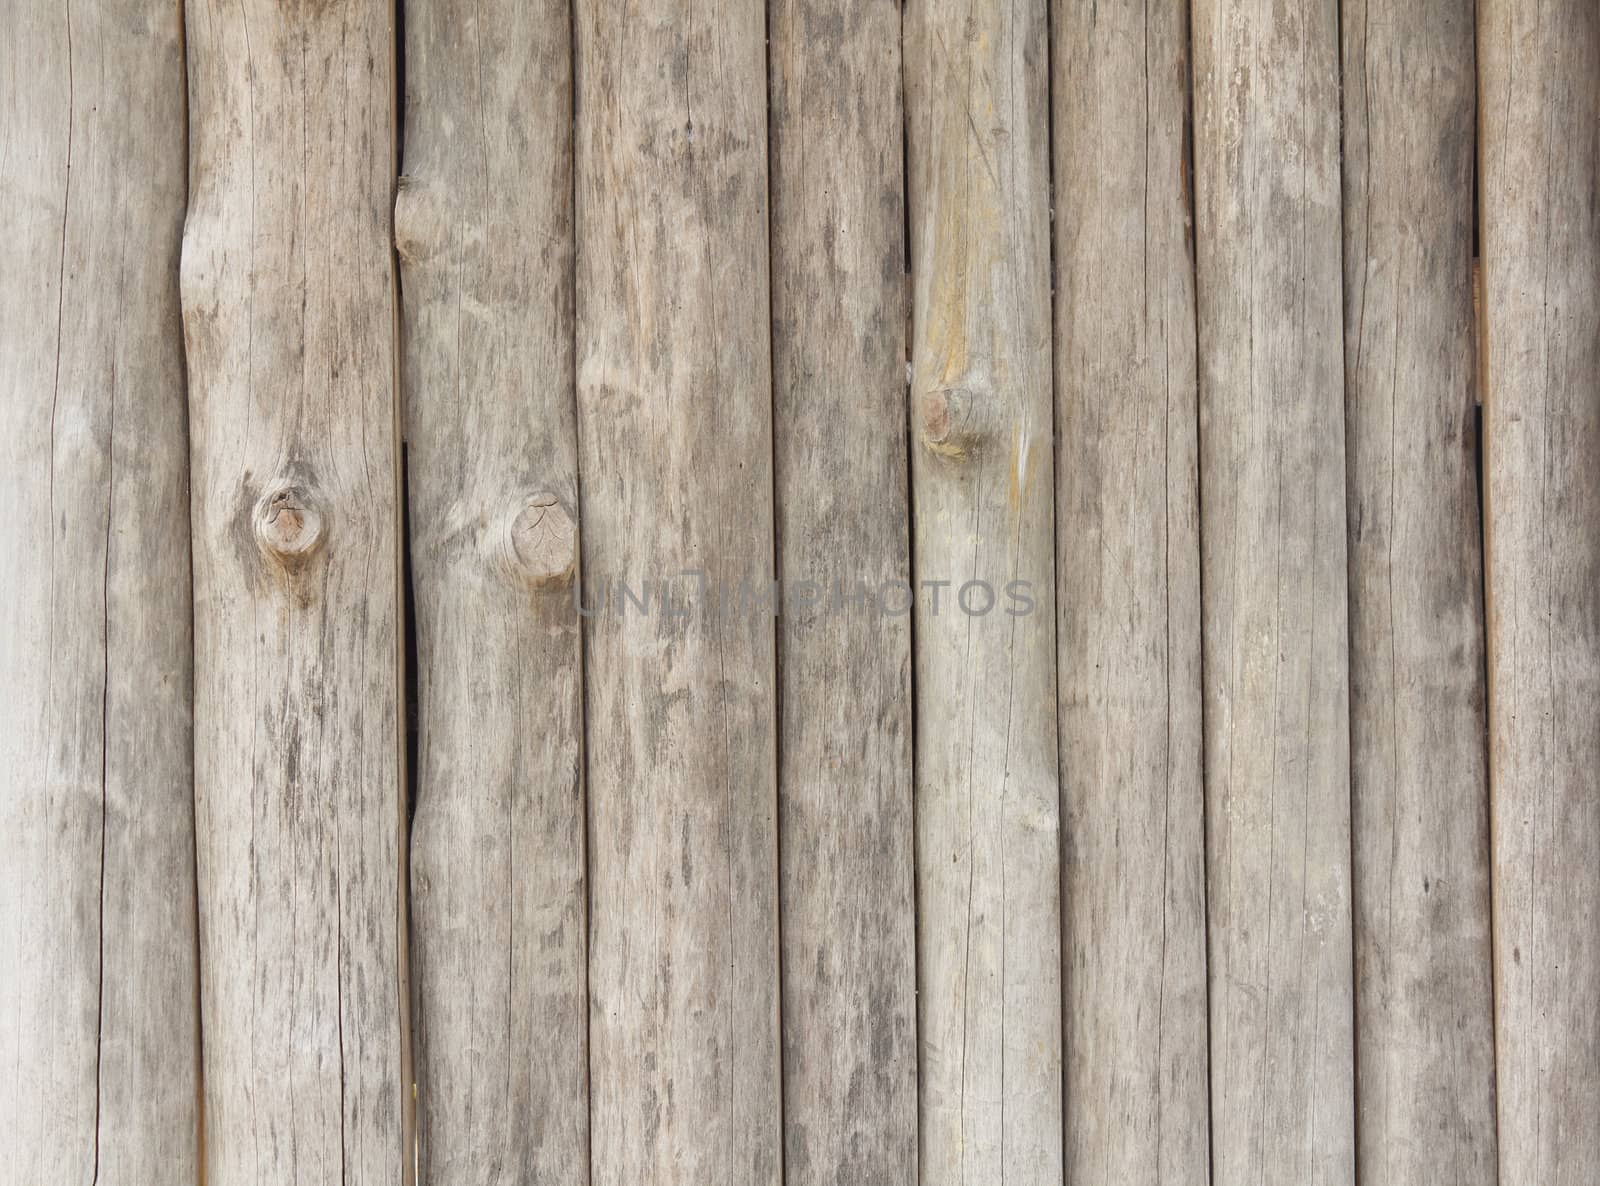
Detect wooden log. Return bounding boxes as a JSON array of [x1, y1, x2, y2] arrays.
[[1341, 1, 1498, 1182], [0, 1, 197, 1181], [1053, 2, 1210, 1183], [395, 1, 587, 1182], [1480, 3, 1600, 1182], [904, 1, 1062, 1181], [182, 1, 409, 1181], [1191, 2, 1355, 1182], [769, 3, 917, 1184], [574, 1, 781, 1182]]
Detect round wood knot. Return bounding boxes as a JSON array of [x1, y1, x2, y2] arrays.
[[392, 177, 444, 265], [254, 485, 325, 564], [921, 386, 987, 458], [505, 493, 576, 587]]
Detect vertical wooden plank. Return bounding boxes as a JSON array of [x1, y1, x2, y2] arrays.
[[769, 2, 917, 1184], [182, 0, 409, 1181], [1191, 1, 1355, 1183], [0, 0, 198, 1181], [395, 0, 587, 1181], [573, 1, 781, 1183], [1053, 2, 1210, 1183], [1341, 0, 1498, 1182], [904, 0, 1062, 1181], [1480, 3, 1600, 1182]]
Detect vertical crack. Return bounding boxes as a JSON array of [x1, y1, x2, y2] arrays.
[[761, 0, 787, 1181], [390, 0, 417, 1179], [565, 2, 596, 1184], [897, 1, 926, 1180], [94, 265, 114, 1186], [1180, 4, 1216, 1186], [1042, 0, 1065, 1177]]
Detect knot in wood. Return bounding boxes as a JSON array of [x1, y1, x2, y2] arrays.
[[921, 385, 991, 458], [253, 485, 325, 564], [505, 493, 576, 587], [393, 176, 444, 265]]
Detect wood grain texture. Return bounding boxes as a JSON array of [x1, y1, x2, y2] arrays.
[[904, 0, 1062, 1180], [1191, 2, 1355, 1182], [182, 1, 409, 1181], [1341, 1, 1497, 1182], [769, 2, 917, 1183], [1054, 2, 1210, 1183], [396, 0, 587, 1182], [574, 1, 781, 1182], [1480, 2, 1600, 1182], [0, 1, 198, 1181]]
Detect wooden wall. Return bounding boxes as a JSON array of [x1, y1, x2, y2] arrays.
[[2, 0, 1598, 1184]]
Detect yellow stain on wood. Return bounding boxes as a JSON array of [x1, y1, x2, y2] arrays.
[[913, 26, 1013, 466], [911, 15, 1046, 524]]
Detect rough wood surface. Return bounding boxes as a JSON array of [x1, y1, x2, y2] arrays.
[[769, 2, 918, 1183], [1191, 2, 1355, 1182], [1480, 2, 1600, 1182], [574, 1, 781, 1182], [1341, 1, 1498, 1182], [904, 0, 1062, 1180], [0, 1, 197, 1181], [396, 0, 587, 1182], [1053, 2, 1210, 1183], [182, 1, 409, 1181]]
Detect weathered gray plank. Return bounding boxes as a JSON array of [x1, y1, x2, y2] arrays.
[[574, 1, 781, 1182], [769, 2, 917, 1183], [1191, 2, 1355, 1182], [1053, 2, 1210, 1183], [182, 1, 409, 1181], [396, 0, 587, 1181], [0, 1, 197, 1182], [1341, 1, 1497, 1182], [904, 0, 1062, 1180], [1480, 2, 1600, 1182]]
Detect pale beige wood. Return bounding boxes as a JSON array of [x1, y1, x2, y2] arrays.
[[769, 2, 917, 1183], [1341, 1, 1497, 1182], [0, 1, 198, 1181], [574, 1, 781, 1182], [395, 0, 587, 1181], [1053, 2, 1210, 1183], [1480, 2, 1600, 1182], [904, 0, 1062, 1181], [182, 1, 409, 1181], [1191, 2, 1355, 1182]]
